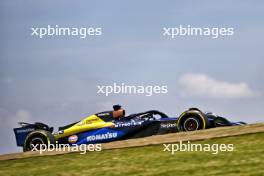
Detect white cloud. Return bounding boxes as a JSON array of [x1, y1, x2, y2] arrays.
[[0, 109, 32, 129], [178, 73, 257, 98], [14, 110, 32, 122], [0, 77, 14, 84]]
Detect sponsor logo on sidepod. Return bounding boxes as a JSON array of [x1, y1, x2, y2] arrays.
[[87, 132, 118, 142], [16, 128, 34, 133], [115, 120, 143, 128], [160, 123, 176, 128], [68, 135, 78, 144]]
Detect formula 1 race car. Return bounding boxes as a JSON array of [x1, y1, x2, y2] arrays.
[[13, 105, 246, 152]]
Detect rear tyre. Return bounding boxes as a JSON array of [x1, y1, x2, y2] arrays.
[[23, 130, 56, 152]]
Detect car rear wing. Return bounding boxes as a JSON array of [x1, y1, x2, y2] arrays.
[[13, 122, 53, 147]]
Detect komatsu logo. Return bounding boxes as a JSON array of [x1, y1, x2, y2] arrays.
[[87, 132, 118, 142]]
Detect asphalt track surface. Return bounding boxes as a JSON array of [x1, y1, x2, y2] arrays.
[[0, 123, 263, 161]]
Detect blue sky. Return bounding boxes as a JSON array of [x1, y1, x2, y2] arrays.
[[0, 1, 263, 154]]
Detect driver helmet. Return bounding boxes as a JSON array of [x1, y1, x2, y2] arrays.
[[112, 104, 125, 118]]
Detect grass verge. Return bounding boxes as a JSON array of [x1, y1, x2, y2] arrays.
[[0, 133, 263, 176]]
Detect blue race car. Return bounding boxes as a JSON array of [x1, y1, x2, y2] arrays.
[[14, 105, 246, 152]]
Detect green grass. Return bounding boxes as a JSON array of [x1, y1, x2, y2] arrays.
[[0, 133, 263, 176]]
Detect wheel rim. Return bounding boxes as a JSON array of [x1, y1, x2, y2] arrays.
[[183, 118, 199, 131], [29, 137, 45, 150]]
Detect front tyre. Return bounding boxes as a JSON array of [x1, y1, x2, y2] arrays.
[[177, 109, 208, 132], [23, 130, 56, 152]]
